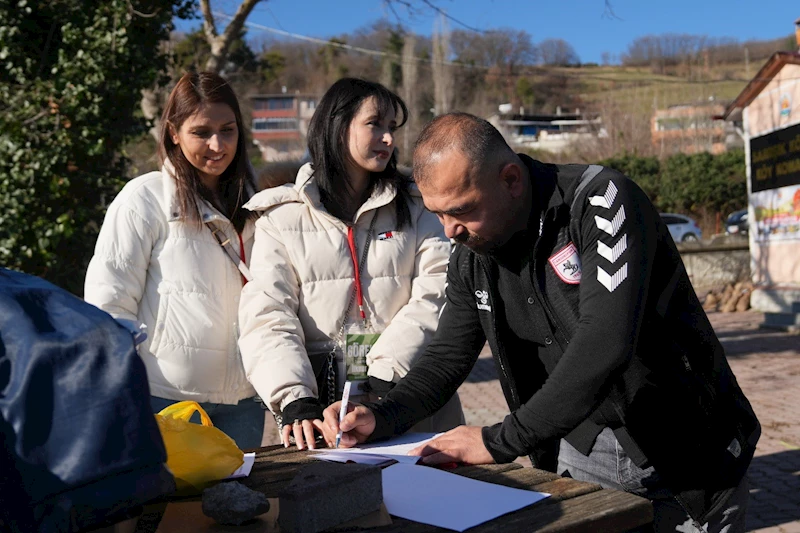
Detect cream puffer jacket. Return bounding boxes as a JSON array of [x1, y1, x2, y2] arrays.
[[238, 164, 464, 431], [84, 167, 256, 404]]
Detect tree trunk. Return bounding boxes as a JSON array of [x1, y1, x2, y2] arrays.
[[201, 0, 262, 74], [141, 88, 163, 142]]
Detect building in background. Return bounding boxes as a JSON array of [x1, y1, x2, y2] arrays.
[[651, 101, 742, 155], [489, 106, 605, 154], [251, 92, 317, 162], [722, 17, 800, 325]]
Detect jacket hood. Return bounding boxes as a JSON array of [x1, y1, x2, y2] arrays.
[[244, 162, 421, 217]]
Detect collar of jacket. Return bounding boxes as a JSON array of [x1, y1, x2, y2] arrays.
[[161, 157, 254, 226], [518, 154, 563, 218], [244, 162, 409, 226]]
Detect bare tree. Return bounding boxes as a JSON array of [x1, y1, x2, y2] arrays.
[[200, 0, 263, 73], [140, 0, 264, 140], [431, 14, 453, 115], [538, 38, 580, 66], [401, 33, 419, 162]]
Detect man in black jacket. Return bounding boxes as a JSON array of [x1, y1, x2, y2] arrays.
[[322, 113, 760, 532]]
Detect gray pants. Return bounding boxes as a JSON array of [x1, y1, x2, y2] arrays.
[[557, 428, 748, 533]]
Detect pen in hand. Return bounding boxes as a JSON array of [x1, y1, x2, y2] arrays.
[[335, 381, 352, 449]]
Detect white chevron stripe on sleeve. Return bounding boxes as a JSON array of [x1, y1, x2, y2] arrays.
[[594, 205, 626, 236], [589, 181, 618, 209], [597, 264, 628, 292], [597, 234, 628, 263]]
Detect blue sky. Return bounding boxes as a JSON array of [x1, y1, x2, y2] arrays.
[[177, 0, 798, 64]]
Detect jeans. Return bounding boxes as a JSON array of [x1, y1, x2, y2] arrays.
[[557, 428, 749, 533], [151, 396, 265, 450]]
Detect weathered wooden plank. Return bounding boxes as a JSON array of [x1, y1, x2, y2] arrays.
[[529, 489, 652, 533], [475, 467, 561, 490], [449, 462, 524, 481], [531, 477, 603, 501], [337, 486, 649, 533]]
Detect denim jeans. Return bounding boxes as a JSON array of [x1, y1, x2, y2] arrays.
[[151, 396, 265, 450], [557, 428, 748, 533]]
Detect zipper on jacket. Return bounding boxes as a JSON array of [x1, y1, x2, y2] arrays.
[[531, 208, 571, 351], [477, 256, 521, 410]]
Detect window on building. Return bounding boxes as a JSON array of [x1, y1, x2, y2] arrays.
[[269, 98, 293, 110], [253, 118, 299, 131], [253, 98, 294, 110]]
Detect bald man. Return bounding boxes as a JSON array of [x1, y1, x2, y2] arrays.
[[323, 112, 759, 533]]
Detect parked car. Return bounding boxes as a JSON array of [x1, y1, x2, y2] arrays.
[[725, 208, 749, 236], [660, 213, 702, 243]]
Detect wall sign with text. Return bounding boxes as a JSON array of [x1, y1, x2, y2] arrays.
[[750, 122, 800, 193]]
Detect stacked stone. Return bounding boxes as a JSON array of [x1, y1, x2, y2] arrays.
[[702, 281, 754, 313]]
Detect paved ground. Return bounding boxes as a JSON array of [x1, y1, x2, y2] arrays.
[[262, 310, 800, 532], [458, 310, 800, 533]]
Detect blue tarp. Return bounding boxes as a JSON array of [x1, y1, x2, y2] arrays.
[[0, 268, 174, 532]]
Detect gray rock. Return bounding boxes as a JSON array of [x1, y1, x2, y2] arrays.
[[201, 481, 270, 526]]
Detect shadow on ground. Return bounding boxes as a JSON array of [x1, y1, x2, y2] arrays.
[[719, 330, 800, 357], [745, 449, 800, 531]]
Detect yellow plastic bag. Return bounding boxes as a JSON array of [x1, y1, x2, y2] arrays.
[[155, 401, 244, 491]]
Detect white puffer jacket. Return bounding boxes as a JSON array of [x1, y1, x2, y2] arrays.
[[238, 164, 463, 430], [84, 167, 256, 404]]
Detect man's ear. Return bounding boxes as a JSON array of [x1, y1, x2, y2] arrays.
[[500, 163, 525, 198]]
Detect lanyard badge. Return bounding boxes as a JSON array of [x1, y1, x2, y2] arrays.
[[332, 214, 383, 399]]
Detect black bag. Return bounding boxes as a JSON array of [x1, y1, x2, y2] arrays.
[[0, 268, 175, 532]]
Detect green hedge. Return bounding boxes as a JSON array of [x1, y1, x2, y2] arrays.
[[599, 150, 747, 224]]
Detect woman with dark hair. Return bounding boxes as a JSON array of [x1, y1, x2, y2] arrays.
[[239, 78, 464, 450], [85, 72, 264, 448]]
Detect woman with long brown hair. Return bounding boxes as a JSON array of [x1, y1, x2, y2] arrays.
[[85, 72, 264, 448]]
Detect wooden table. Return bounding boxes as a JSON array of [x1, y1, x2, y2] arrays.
[[232, 444, 653, 533]]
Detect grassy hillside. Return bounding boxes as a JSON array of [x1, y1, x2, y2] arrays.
[[552, 63, 753, 114]]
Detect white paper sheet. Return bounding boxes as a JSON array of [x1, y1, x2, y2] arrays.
[[381, 463, 550, 532], [310, 432, 440, 466], [225, 452, 255, 479], [349, 432, 442, 455], [313, 451, 421, 466]]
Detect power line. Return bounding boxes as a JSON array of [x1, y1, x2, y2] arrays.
[[215, 11, 491, 69], [388, 0, 485, 33], [215, 12, 800, 86]]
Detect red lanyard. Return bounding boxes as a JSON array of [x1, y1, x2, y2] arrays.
[[237, 232, 247, 286], [346, 226, 366, 321]]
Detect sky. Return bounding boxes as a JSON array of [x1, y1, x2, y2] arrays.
[[177, 0, 799, 64]]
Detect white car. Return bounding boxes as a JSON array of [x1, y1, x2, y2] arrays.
[[660, 213, 702, 243]]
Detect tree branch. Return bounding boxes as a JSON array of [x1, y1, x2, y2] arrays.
[[127, 0, 160, 18], [602, 0, 622, 20], [387, 0, 483, 33], [200, 0, 218, 42], [205, 0, 262, 72]]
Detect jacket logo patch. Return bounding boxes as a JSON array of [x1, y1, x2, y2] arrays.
[[548, 242, 582, 284], [597, 234, 627, 263], [475, 290, 492, 311], [589, 181, 618, 209], [378, 231, 394, 240], [597, 264, 628, 292], [595, 205, 626, 237]]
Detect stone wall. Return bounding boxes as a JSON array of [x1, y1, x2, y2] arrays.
[[677, 242, 750, 295]]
